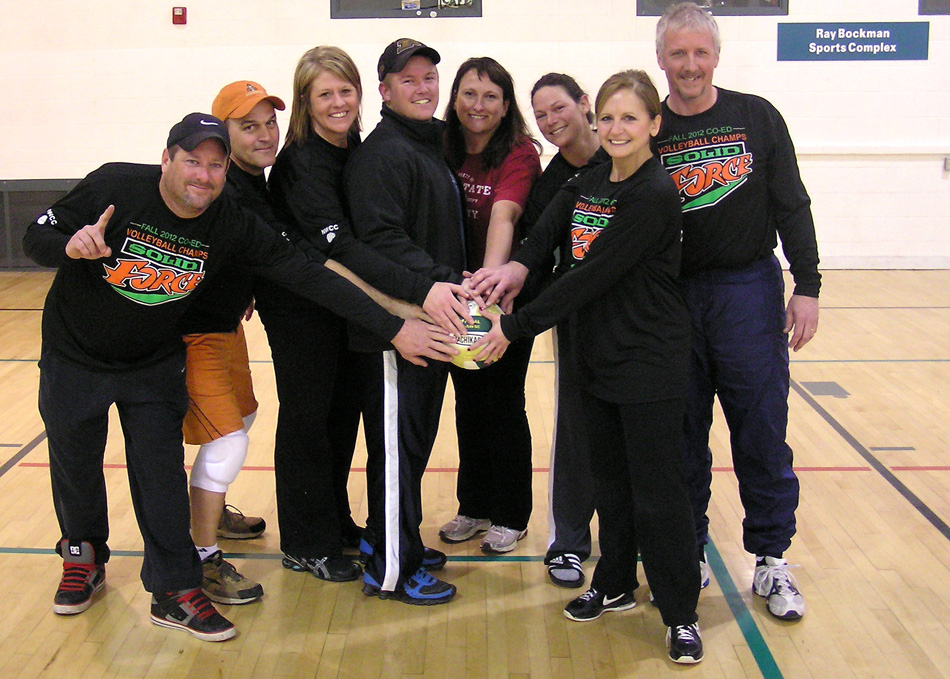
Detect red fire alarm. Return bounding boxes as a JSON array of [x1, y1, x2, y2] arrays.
[[172, 7, 187, 25]]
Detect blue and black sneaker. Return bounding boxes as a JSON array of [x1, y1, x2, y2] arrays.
[[362, 568, 457, 606], [359, 539, 447, 571]]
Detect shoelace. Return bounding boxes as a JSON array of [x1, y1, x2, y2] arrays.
[[174, 588, 217, 621], [410, 569, 437, 587], [214, 558, 239, 580], [767, 566, 800, 596], [222, 504, 247, 525], [59, 562, 97, 591], [673, 623, 699, 643], [578, 588, 600, 602]]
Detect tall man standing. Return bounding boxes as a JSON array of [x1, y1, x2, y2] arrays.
[[343, 39, 466, 605], [654, 2, 820, 621]]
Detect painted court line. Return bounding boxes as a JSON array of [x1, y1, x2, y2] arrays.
[[790, 379, 950, 543]]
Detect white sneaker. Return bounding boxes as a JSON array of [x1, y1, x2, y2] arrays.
[[700, 551, 710, 589], [753, 556, 805, 620], [480, 525, 527, 553], [439, 515, 491, 543]]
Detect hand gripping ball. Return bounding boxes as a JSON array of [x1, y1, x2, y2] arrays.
[[451, 299, 503, 370]]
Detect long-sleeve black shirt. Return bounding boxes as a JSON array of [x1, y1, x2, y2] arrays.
[[655, 88, 820, 297], [502, 157, 690, 404], [23, 162, 404, 371], [259, 130, 435, 317]]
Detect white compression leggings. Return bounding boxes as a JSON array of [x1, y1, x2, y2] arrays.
[[189, 411, 257, 494]]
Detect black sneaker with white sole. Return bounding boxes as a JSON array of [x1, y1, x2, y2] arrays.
[[150, 588, 236, 642], [563, 587, 637, 622], [667, 623, 704, 664], [53, 539, 106, 615], [282, 553, 362, 582]]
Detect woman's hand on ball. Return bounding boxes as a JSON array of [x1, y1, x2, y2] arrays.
[[471, 308, 510, 365], [467, 262, 528, 310]]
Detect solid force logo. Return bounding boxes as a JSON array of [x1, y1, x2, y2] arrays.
[[660, 141, 753, 212], [101, 236, 205, 306]]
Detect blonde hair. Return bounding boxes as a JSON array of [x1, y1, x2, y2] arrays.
[[594, 70, 662, 122], [285, 46, 363, 148]]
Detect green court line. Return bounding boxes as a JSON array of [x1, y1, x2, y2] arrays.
[[705, 540, 783, 679]]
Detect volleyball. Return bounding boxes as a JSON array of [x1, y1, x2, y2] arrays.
[[450, 300, 502, 370]]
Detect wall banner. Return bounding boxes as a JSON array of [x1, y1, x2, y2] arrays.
[[777, 22, 929, 61]]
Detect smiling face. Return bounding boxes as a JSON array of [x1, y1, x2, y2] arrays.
[[379, 55, 439, 121], [596, 88, 660, 175], [453, 68, 508, 141], [226, 100, 279, 175], [657, 26, 719, 114], [531, 85, 591, 151], [308, 69, 360, 147], [159, 138, 229, 218]]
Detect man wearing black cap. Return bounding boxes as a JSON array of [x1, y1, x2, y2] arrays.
[[343, 39, 466, 605], [24, 112, 456, 639]]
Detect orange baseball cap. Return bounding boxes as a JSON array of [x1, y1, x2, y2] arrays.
[[212, 81, 286, 121]]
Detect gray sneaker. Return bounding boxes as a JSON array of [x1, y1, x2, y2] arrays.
[[439, 515, 491, 543], [480, 525, 527, 554]]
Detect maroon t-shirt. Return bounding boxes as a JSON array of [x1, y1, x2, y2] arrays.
[[456, 136, 540, 270]]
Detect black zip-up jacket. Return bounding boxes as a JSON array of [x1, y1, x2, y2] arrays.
[[343, 106, 466, 352]]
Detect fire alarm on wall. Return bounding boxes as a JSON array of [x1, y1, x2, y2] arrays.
[[172, 7, 187, 25]]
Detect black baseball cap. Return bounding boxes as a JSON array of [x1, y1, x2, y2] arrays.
[[377, 38, 441, 81], [166, 112, 231, 155]]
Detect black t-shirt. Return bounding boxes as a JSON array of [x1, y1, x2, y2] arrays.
[[655, 88, 820, 297], [24, 163, 403, 371]]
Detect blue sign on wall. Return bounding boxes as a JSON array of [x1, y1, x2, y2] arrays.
[[777, 22, 929, 61]]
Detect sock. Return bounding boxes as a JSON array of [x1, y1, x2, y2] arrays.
[[197, 544, 219, 561]]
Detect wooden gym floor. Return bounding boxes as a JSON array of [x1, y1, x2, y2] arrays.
[[0, 269, 948, 679]]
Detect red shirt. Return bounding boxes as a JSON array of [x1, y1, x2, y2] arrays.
[[456, 136, 540, 269]]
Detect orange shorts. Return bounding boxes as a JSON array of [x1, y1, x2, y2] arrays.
[[182, 324, 258, 445]]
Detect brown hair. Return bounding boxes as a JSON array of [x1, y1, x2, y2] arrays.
[[443, 56, 539, 170]]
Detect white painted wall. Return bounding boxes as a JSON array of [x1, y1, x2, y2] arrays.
[[1, 0, 947, 268]]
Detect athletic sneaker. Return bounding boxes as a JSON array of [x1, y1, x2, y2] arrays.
[[53, 539, 106, 615], [480, 525, 527, 554], [358, 539, 447, 571], [362, 568, 456, 606], [700, 550, 711, 589], [281, 553, 362, 582], [546, 553, 586, 588], [217, 504, 265, 540], [150, 588, 236, 642], [201, 551, 263, 604], [563, 587, 637, 622], [667, 623, 704, 664], [753, 556, 806, 620], [439, 515, 491, 543]]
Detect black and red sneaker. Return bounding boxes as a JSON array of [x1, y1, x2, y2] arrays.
[[150, 587, 236, 642], [53, 539, 106, 615]]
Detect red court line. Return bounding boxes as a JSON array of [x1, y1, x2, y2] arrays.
[[891, 466, 950, 471], [18, 463, 940, 473]]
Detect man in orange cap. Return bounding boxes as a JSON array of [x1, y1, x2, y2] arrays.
[[179, 81, 286, 606]]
